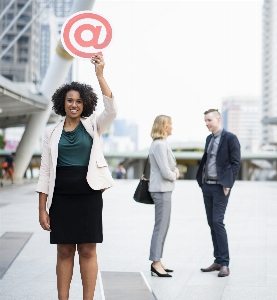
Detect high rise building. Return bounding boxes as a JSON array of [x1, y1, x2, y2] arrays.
[[101, 119, 139, 152], [262, 0, 277, 147], [40, 13, 58, 81], [113, 119, 127, 136], [113, 119, 139, 150], [128, 123, 139, 151], [40, 0, 73, 33], [222, 97, 261, 152], [40, 0, 74, 82], [0, 0, 41, 82]]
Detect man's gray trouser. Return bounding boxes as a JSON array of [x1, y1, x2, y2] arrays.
[[149, 191, 172, 261]]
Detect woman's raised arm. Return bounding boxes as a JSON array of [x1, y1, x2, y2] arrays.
[[91, 55, 112, 98], [90, 55, 117, 134]]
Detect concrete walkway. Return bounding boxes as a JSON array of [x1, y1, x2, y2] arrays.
[[0, 179, 277, 299]]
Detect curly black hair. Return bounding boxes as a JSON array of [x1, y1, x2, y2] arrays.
[[51, 82, 98, 117]]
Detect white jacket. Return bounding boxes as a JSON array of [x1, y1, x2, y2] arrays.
[[36, 95, 117, 209]]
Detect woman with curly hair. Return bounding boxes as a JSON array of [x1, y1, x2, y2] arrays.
[[36, 55, 117, 300]]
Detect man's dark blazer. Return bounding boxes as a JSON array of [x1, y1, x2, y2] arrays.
[[196, 129, 241, 188]]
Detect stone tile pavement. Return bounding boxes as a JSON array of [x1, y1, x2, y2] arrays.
[[0, 179, 277, 299]]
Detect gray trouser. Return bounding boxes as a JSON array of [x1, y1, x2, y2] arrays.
[[149, 192, 172, 261]]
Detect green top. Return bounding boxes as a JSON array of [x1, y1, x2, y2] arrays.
[[57, 122, 93, 167]]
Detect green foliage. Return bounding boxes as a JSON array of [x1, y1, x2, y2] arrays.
[[0, 135, 5, 149]]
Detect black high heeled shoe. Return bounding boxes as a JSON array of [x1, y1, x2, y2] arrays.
[[164, 268, 173, 273], [151, 264, 172, 277]]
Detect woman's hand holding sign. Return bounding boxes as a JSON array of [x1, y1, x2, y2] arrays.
[[91, 55, 105, 78], [91, 55, 112, 98]]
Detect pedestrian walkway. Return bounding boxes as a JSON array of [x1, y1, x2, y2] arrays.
[[0, 180, 277, 299], [100, 271, 156, 300], [0, 232, 32, 279]]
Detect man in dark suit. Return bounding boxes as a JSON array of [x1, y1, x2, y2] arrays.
[[196, 109, 241, 277]]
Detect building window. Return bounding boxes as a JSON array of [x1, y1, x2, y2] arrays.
[[2, 56, 13, 62], [7, 13, 13, 20], [2, 74, 13, 80]]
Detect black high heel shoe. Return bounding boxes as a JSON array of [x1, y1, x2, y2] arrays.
[[164, 268, 173, 273], [151, 264, 172, 277]]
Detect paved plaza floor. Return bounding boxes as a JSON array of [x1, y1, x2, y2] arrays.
[[0, 179, 277, 300]]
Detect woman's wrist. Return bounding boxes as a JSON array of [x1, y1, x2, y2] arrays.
[[96, 74, 104, 80]]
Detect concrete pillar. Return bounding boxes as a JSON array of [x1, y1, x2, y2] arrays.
[[14, 0, 96, 180], [126, 166, 134, 179], [133, 159, 146, 179], [273, 160, 277, 180], [241, 161, 249, 181]]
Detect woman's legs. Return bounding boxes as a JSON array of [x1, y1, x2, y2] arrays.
[[10, 168, 14, 183], [149, 192, 172, 273], [2, 168, 12, 182], [56, 244, 76, 300], [77, 243, 98, 300]]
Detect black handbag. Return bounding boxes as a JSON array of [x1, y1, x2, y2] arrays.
[[133, 156, 154, 205]]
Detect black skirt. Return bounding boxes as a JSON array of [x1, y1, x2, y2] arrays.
[[49, 166, 103, 244]]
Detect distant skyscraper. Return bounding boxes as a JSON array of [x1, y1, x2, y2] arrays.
[[113, 119, 127, 136], [41, 0, 73, 34], [52, 0, 73, 18], [40, 0, 73, 22], [0, 0, 41, 82], [40, 0, 74, 82], [262, 0, 277, 146], [222, 97, 261, 152], [40, 12, 58, 81], [128, 123, 139, 151], [101, 119, 139, 152], [113, 119, 139, 150]]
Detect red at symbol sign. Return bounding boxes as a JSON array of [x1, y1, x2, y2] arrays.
[[61, 11, 112, 59]]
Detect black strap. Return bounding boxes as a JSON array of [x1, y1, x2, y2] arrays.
[[142, 155, 149, 176]]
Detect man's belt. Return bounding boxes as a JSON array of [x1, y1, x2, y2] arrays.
[[205, 179, 219, 184]]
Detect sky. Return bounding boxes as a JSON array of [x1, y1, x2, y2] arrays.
[[73, 0, 263, 150]]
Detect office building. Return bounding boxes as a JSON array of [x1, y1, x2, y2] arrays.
[[113, 119, 139, 150], [0, 0, 41, 82], [222, 97, 261, 152], [40, 12, 58, 81], [40, 0, 73, 82], [262, 0, 277, 147], [101, 119, 139, 152]]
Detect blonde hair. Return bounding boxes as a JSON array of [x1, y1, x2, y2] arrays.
[[150, 115, 172, 140]]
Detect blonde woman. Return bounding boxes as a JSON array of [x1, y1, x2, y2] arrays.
[[149, 115, 179, 277]]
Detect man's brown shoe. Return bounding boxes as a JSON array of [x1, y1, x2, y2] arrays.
[[200, 263, 221, 272], [218, 266, 229, 277]]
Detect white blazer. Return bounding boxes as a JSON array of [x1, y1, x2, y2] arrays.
[[36, 95, 117, 209]]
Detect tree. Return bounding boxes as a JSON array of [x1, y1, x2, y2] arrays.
[[0, 135, 5, 149]]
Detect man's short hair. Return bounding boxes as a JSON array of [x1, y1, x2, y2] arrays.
[[204, 109, 221, 116]]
